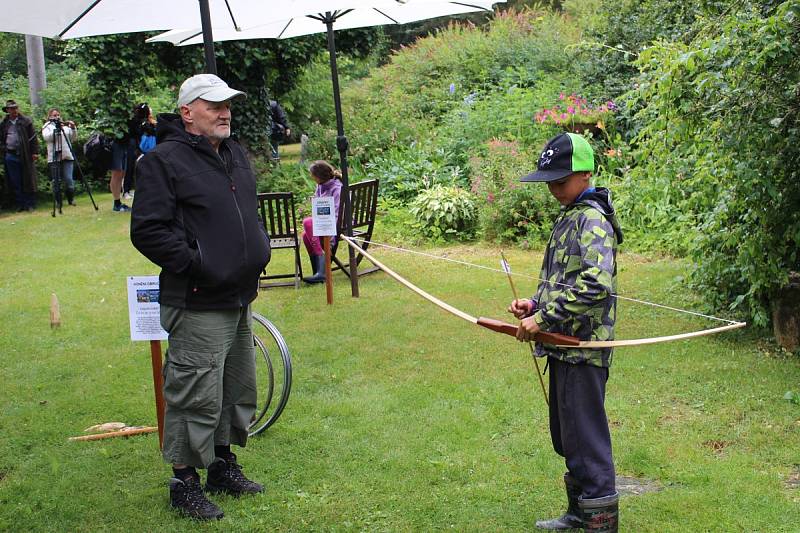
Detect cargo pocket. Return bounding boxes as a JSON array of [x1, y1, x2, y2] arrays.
[[163, 345, 219, 413]]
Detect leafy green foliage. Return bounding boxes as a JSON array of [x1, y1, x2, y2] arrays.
[[569, 0, 728, 98], [283, 52, 378, 136], [66, 30, 383, 151], [336, 9, 581, 165], [372, 197, 425, 244], [620, 0, 800, 325], [409, 185, 477, 241], [364, 143, 467, 202], [254, 161, 315, 207], [69, 35, 168, 139], [0, 34, 28, 77]]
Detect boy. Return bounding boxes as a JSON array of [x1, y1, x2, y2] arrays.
[[508, 133, 623, 532]]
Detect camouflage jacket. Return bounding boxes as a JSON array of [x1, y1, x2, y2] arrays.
[[530, 188, 623, 367]]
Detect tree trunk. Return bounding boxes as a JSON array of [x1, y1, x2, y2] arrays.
[[25, 35, 47, 108], [772, 272, 800, 352]]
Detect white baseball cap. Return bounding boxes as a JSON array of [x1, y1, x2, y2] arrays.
[[177, 74, 246, 107]]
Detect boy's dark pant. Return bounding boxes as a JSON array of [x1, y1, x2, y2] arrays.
[[548, 356, 615, 499]]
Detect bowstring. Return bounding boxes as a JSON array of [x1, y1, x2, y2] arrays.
[[350, 237, 740, 326]]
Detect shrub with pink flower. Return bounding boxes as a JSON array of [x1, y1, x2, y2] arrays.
[[470, 138, 561, 243], [534, 93, 617, 128]]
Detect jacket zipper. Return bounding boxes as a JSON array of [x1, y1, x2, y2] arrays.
[[189, 140, 249, 297], [216, 143, 249, 271]]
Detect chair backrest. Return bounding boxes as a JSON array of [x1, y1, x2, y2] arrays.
[[257, 192, 299, 249], [337, 179, 379, 237]]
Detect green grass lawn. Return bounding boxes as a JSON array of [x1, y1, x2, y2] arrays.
[[1, 193, 799, 532]]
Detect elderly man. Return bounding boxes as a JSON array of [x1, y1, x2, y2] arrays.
[[1, 100, 39, 211], [131, 74, 271, 521]]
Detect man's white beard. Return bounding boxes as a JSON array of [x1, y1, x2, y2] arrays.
[[210, 130, 231, 142]]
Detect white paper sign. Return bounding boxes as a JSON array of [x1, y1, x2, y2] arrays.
[[127, 276, 168, 341], [311, 196, 337, 237]]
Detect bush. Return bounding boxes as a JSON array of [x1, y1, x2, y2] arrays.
[[283, 52, 378, 137], [619, 0, 800, 326], [373, 197, 425, 245], [364, 142, 467, 202], [470, 139, 560, 244], [409, 185, 477, 241], [340, 8, 583, 163], [253, 158, 315, 218]]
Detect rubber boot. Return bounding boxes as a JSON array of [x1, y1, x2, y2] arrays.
[[536, 473, 584, 530], [66, 188, 76, 206], [303, 254, 326, 284], [578, 492, 619, 533]]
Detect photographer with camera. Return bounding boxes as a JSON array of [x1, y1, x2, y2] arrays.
[[42, 108, 78, 208]]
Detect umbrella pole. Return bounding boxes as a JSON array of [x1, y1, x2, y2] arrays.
[[325, 14, 359, 297], [198, 0, 218, 74]]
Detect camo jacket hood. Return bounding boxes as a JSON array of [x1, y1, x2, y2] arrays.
[[530, 187, 623, 367]]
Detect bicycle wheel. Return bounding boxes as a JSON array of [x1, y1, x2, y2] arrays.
[[249, 312, 292, 436]]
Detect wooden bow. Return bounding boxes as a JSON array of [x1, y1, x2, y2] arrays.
[[341, 236, 746, 348]]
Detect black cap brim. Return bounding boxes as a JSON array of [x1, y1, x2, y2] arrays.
[[521, 167, 573, 183]]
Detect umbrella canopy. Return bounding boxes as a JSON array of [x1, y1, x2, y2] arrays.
[[0, 0, 395, 72], [150, 1, 504, 296], [1, 0, 375, 39], [149, 1, 502, 43]]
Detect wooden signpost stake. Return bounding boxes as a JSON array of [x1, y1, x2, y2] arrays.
[[324, 236, 333, 305], [150, 340, 165, 448]]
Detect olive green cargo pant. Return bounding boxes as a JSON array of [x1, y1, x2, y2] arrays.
[[160, 305, 257, 468]]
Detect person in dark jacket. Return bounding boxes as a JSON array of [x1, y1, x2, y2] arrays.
[[122, 102, 154, 200], [268, 99, 290, 161], [508, 133, 622, 533], [130, 74, 271, 521], [1, 100, 39, 211]]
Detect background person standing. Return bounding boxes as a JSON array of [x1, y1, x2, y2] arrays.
[[268, 99, 290, 162], [1, 100, 39, 212], [41, 107, 78, 208]]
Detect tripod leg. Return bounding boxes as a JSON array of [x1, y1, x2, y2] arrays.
[[50, 162, 58, 217], [62, 132, 99, 211], [52, 161, 63, 214]]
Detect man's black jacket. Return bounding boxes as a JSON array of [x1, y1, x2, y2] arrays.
[[130, 113, 271, 310]]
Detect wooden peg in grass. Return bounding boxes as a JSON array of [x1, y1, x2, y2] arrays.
[[50, 293, 61, 329]]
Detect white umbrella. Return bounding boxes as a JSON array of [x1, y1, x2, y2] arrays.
[[149, 1, 504, 294], [149, 1, 502, 43], [0, 0, 397, 73], [2, 0, 393, 38]]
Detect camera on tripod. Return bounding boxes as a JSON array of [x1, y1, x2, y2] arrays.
[[49, 117, 63, 130]]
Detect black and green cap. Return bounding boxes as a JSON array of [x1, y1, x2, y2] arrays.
[[521, 132, 594, 182]]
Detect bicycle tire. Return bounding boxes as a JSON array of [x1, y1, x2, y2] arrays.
[[249, 312, 292, 436]]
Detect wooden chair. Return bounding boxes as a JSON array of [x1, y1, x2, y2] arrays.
[[331, 178, 380, 278], [257, 192, 303, 288]]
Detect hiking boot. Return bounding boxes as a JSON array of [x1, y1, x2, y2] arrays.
[[206, 454, 264, 496], [113, 203, 131, 212], [169, 475, 224, 521], [535, 472, 584, 530]]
